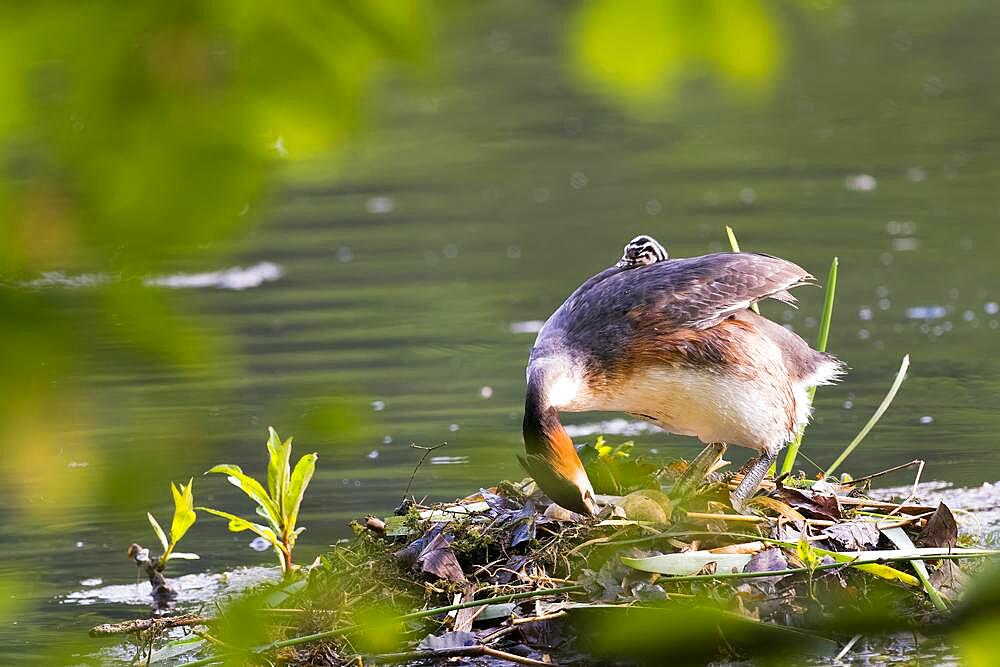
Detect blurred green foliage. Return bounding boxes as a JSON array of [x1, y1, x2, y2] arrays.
[[0, 1, 433, 272], [0, 0, 436, 519], [570, 0, 789, 105], [25, 2, 997, 662], [579, 435, 660, 495], [0, 0, 819, 528]]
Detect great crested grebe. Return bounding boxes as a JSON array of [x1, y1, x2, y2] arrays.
[[521, 235, 843, 515]]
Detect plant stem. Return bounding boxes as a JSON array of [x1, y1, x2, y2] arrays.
[[825, 354, 910, 477], [725, 226, 759, 315], [180, 585, 584, 666], [281, 539, 293, 574], [780, 256, 838, 475], [635, 552, 997, 585]]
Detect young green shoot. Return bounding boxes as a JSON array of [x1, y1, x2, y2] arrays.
[[146, 478, 198, 568], [780, 256, 839, 475], [199, 427, 317, 574]]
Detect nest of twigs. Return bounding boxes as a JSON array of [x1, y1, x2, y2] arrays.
[[92, 448, 997, 666]]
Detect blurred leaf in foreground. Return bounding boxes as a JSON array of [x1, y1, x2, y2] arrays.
[[569, 0, 786, 106], [0, 1, 436, 517]]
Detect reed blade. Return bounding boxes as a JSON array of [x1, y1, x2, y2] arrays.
[[780, 256, 838, 475], [824, 354, 910, 478]]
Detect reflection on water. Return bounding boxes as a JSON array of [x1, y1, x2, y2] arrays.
[[4, 0, 1000, 661], [143, 262, 284, 291], [17, 261, 284, 291], [564, 419, 663, 438], [63, 567, 279, 608]]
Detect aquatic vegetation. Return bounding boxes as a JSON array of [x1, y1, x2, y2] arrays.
[[199, 427, 317, 574], [578, 435, 660, 495], [127, 479, 198, 608], [724, 226, 839, 475], [97, 460, 998, 666], [780, 255, 838, 475], [145, 478, 198, 567]]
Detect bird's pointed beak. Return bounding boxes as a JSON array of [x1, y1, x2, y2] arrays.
[[521, 430, 599, 516]]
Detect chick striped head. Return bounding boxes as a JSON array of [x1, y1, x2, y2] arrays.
[[616, 235, 668, 269]]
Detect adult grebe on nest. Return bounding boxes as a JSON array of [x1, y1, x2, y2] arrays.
[[521, 235, 843, 515]]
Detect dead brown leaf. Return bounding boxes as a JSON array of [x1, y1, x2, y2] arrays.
[[916, 502, 958, 548]]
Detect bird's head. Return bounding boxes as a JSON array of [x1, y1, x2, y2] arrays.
[[519, 449, 599, 516], [617, 234, 668, 268], [522, 375, 599, 516]]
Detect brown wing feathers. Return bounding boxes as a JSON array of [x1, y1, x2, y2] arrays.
[[620, 253, 815, 373], [655, 253, 814, 330]]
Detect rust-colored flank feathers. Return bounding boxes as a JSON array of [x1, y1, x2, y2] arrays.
[[522, 235, 843, 515]]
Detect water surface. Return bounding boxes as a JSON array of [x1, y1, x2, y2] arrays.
[[4, 1, 1000, 661]]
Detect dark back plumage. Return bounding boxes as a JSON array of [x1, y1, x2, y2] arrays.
[[531, 252, 813, 370]]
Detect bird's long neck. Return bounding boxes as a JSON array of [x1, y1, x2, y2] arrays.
[[522, 370, 591, 489]]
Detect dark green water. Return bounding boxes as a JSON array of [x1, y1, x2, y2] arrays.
[[5, 1, 1000, 662]]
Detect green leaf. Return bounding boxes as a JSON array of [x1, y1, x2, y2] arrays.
[[283, 452, 317, 531], [796, 534, 822, 572], [169, 478, 197, 545], [569, 0, 780, 106], [620, 551, 752, 576], [882, 526, 947, 608], [197, 507, 283, 551], [384, 515, 416, 537], [148, 636, 206, 663], [265, 427, 292, 518], [205, 464, 280, 528], [147, 512, 169, 553], [851, 562, 919, 587]]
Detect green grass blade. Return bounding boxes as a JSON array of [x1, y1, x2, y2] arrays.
[[824, 354, 910, 478], [814, 257, 838, 353], [725, 226, 759, 314], [780, 256, 838, 475], [882, 526, 948, 610], [147, 512, 169, 553]]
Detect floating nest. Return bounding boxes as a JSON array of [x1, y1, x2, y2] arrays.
[[93, 444, 998, 665]]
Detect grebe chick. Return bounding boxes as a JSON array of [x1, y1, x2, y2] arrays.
[[522, 237, 843, 515], [616, 235, 668, 269]]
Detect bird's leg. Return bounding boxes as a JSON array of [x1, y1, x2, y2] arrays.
[[669, 442, 727, 504], [730, 451, 776, 513]]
